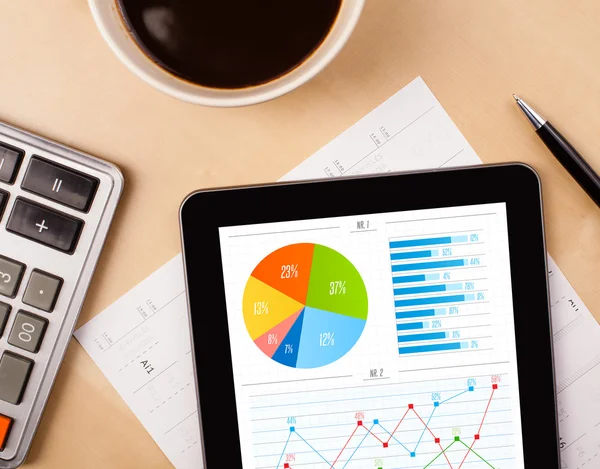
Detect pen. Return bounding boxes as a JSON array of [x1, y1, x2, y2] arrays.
[[513, 95, 600, 208]]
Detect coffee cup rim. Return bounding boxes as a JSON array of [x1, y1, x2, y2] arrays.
[[88, 0, 365, 107]]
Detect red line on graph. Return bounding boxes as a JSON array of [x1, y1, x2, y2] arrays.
[[363, 425, 385, 444], [457, 439, 476, 469], [331, 424, 359, 468], [438, 442, 454, 469], [477, 386, 496, 435], [385, 407, 411, 444], [412, 407, 438, 440]]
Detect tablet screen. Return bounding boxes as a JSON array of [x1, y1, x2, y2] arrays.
[[218, 202, 525, 469]]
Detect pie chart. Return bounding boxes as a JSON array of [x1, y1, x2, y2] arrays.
[[242, 243, 368, 369]]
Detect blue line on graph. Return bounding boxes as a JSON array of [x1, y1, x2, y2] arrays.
[[397, 331, 447, 343], [390, 250, 439, 261], [392, 259, 466, 272], [341, 424, 374, 469], [399, 341, 467, 354], [394, 283, 463, 295], [413, 406, 437, 453], [389, 235, 468, 249], [396, 308, 446, 320], [378, 424, 412, 453], [294, 430, 332, 466], [276, 431, 292, 469], [393, 273, 440, 284], [440, 389, 470, 404], [395, 294, 474, 308]]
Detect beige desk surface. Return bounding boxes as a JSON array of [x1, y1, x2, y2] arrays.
[[1, 0, 599, 467]]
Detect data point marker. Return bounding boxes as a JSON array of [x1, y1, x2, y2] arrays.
[[357, 420, 363, 426], [433, 401, 439, 407], [289, 426, 295, 432], [468, 385, 474, 391], [454, 436, 460, 441], [410, 452, 416, 457], [284, 464, 289, 469], [474, 434, 480, 440], [383, 442, 388, 448], [408, 404, 414, 409], [373, 419, 379, 425], [492, 383, 498, 390], [435, 438, 440, 444]]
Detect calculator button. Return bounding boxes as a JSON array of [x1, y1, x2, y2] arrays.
[[0, 302, 10, 337], [8, 311, 48, 353], [0, 189, 7, 220], [21, 157, 99, 212], [23, 270, 63, 312], [0, 255, 25, 298], [0, 143, 24, 184], [0, 351, 33, 405], [0, 414, 13, 451], [6, 198, 84, 254]]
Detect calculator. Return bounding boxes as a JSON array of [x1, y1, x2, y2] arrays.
[[0, 122, 123, 468]]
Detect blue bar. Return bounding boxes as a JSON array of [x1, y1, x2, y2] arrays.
[[396, 308, 446, 319], [396, 321, 428, 331], [395, 294, 472, 308], [397, 332, 447, 343], [389, 235, 468, 249], [390, 250, 438, 261], [394, 283, 463, 296], [392, 259, 466, 272], [395, 284, 446, 295], [399, 341, 468, 354], [393, 273, 440, 284]]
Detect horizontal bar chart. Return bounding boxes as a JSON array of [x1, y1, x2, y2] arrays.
[[391, 231, 488, 357]]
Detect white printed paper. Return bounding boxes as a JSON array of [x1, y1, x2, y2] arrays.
[[75, 77, 595, 468]]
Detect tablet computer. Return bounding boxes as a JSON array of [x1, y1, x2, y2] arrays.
[[180, 163, 560, 469]]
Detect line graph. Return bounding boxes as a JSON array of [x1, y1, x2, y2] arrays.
[[275, 385, 498, 469]]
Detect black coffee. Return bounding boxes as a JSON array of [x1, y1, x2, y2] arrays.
[[117, 0, 343, 89]]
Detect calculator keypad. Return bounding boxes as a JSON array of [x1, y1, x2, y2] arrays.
[[6, 198, 84, 253], [0, 352, 33, 405], [0, 123, 123, 466]]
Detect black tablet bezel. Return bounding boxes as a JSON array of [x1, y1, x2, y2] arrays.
[[180, 163, 560, 468]]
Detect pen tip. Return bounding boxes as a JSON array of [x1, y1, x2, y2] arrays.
[[512, 94, 520, 102]]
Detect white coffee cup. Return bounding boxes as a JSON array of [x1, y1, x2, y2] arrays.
[[88, 0, 365, 107]]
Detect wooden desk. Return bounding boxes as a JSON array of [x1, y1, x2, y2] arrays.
[[0, 0, 598, 467]]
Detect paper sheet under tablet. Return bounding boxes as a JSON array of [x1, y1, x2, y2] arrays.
[[75, 77, 597, 468]]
